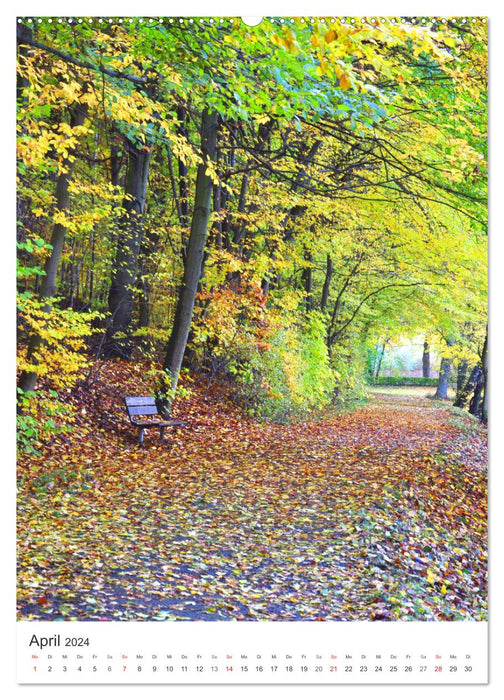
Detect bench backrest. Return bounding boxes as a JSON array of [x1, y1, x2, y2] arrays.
[[125, 396, 158, 417]]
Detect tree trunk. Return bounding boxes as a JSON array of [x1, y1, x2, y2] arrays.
[[469, 370, 484, 418], [434, 357, 452, 399], [282, 141, 323, 242], [177, 106, 190, 232], [302, 246, 313, 312], [160, 109, 218, 415], [137, 276, 150, 329], [17, 100, 88, 398], [16, 24, 32, 106], [454, 364, 481, 409], [422, 338, 430, 378], [230, 170, 251, 250], [455, 358, 469, 403], [481, 328, 488, 423], [106, 141, 152, 358], [136, 223, 161, 353], [434, 338, 454, 399], [320, 255, 333, 312], [375, 342, 386, 379], [110, 142, 123, 187]]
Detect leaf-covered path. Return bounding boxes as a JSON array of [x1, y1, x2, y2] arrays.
[[17, 369, 487, 622]]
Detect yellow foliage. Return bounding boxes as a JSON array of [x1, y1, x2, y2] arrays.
[[18, 296, 100, 390]]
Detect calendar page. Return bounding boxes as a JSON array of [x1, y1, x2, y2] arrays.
[[14, 3, 490, 690]]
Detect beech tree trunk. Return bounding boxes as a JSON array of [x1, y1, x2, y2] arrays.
[[469, 371, 484, 417], [302, 246, 313, 312], [176, 106, 190, 241], [136, 223, 161, 352], [455, 358, 469, 403], [454, 364, 481, 409], [434, 339, 454, 399], [137, 275, 151, 330], [422, 338, 430, 378], [106, 141, 152, 358], [435, 357, 452, 399], [469, 330, 488, 420], [481, 328, 488, 423], [160, 110, 218, 415], [374, 342, 386, 379], [16, 24, 32, 105], [320, 255, 333, 312], [18, 100, 88, 399]]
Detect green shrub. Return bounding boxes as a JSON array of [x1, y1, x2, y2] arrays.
[[369, 376, 440, 386], [236, 311, 336, 421], [331, 338, 370, 401], [17, 388, 73, 455]]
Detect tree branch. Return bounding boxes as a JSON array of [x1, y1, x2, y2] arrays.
[[17, 26, 148, 87]]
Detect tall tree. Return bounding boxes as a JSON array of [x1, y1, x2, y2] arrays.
[[422, 338, 431, 378], [106, 140, 153, 358], [160, 110, 219, 413], [435, 356, 453, 400], [18, 98, 88, 398]]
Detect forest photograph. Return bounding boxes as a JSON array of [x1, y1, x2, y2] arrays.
[[16, 16, 487, 623]]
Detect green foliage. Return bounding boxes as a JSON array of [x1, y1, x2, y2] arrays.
[[331, 338, 370, 401], [17, 237, 51, 279], [16, 389, 73, 455], [146, 366, 193, 407], [17, 297, 101, 389], [17, 292, 102, 448], [370, 376, 440, 387], [16, 17, 487, 422], [300, 313, 335, 400], [237, 312, 335, 421]]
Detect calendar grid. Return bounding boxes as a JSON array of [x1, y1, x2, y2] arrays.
[[18, 621, 488, 684]]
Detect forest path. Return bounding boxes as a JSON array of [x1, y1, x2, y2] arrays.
[[17, 390, 487, 622]]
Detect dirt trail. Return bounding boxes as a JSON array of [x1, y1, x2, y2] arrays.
[[17, 391, 487, 622]]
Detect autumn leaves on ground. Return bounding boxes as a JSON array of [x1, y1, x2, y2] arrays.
[[17, 361, 487, 623]]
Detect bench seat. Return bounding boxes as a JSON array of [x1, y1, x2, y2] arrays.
[[124, 396, 185, 445]]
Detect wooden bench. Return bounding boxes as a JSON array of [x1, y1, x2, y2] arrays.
[[124, 396, 185, 446]]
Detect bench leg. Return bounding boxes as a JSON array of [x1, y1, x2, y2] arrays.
[[160, 426, 166, 441], [139, 428, 145, 446]]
